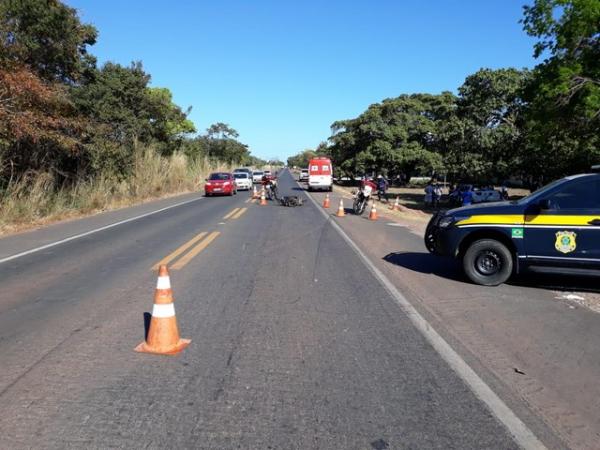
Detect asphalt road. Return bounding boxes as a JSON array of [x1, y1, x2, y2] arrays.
[[0, 171, 535, 449]]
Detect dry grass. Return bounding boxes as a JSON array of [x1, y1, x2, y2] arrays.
[[0, 150, 231, 235]]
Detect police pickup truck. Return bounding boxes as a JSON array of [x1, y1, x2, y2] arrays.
[[425, 172, 600, 285]]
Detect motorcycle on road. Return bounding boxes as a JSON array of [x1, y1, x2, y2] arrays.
[[353, 184, 372, 215]]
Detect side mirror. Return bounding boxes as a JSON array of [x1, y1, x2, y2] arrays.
[[538, 199, 551, 210]]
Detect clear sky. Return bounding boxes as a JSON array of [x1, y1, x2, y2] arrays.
[[67, 0, 538, 161]]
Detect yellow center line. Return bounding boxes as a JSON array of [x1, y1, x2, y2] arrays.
[[223, 208, 240, 220], [171, 231, 220, 270], [231, 208, 247, 219], [151, 231, 208, 271]]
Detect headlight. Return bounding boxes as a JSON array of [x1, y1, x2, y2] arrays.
[[439, 215, 470, 228], [438, 216, 455, 228], [205, 182, 211, 186], [223, 182, 230, 186]]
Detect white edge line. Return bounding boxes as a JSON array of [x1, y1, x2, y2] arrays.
[[301, 179, 546, 450], [0, 196, 203, 265]]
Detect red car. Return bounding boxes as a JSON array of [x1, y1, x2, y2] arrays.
[[204, 172, 237, 196]]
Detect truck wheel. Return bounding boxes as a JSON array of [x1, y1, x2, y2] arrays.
[[462, 239, 513, 286]]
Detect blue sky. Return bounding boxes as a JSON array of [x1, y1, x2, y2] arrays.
[[67, 0, 538, 161]]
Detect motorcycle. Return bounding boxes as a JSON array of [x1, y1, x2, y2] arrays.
[[353, 184, 372, 215]]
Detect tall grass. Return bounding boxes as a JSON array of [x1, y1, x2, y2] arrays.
[[0, 149, 231, 234]]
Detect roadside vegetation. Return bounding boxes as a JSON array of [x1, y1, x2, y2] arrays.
[[289, 0, 599, 187], [0, 0, 264, 233]]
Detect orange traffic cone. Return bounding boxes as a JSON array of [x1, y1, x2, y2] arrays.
[[260, 188, 267, 205], [323, 193, 331, 208], [135, 265, 191, 355], [391, 196, 400, 210], [336, 198, 345, 217], [369, 201, 378, 220], [252, 186, 259, 199]]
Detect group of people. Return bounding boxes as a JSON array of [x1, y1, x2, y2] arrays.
[[424, 182, 444, 207]]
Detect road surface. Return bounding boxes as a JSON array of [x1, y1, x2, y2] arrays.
[[0, 169, 585, 449]]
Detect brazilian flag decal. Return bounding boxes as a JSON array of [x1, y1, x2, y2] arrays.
[[511, 228, 524, 239]]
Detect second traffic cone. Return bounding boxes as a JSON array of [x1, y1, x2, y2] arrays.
[[323, 193, 331, 208], [252, 186, 259, 199], [391, 196, 400, 210], [336, 198, 345, 217], [260, 188, 267, 205], [369, 201, 378, 220], [134, 265, 190, 355]]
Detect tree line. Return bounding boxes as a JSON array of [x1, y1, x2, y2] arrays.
[[0, 0, 263, 191], [289, 0, 599, 186]]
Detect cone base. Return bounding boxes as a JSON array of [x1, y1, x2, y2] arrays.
[[134, 338, 191, 355]]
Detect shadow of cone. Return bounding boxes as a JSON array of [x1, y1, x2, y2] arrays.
[[336, 199, 345, 217], [135, 265, 191, 355]]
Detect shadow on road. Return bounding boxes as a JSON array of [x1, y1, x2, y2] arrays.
[[143, 312, 151, 340], [383, 252, 600, 294], [383, 251, 463, 281]]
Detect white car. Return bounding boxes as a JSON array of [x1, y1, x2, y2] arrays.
[[299, 169, 309, 182], [472, 189, 502, 203], [252, 171, 264, 183], [233, 173, 252, 190]]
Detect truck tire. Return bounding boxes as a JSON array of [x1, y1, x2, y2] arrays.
[[462, 239, 513, 286]]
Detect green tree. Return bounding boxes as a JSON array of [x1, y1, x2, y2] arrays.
[[329, 93, 453, 177], [287, 149, 316, 168], [0, 0, 97, 82], [521, 0, 600, 179], [444, 68, 530, 182]]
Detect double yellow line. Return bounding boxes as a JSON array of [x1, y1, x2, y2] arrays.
[[223, 207, 247, 220], [152, 231, 220, 271], [151, 206, 248, 271]]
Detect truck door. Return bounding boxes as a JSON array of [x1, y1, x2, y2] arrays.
[[524, 178, 600, 267]]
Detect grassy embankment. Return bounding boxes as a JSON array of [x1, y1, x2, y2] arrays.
[[0, 150, 230, 235]]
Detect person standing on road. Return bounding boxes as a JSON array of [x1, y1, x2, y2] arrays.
[[462, 185, 473, 206], [377, 174, 389, 202], [424, 181, 434, 207], [433, 183, 442, 208]]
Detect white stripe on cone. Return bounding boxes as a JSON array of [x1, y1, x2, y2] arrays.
[[152, 303, 176, 318], [156, 276, 171, 289]]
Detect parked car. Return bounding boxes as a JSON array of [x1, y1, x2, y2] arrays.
[[299, 169, 309, 182], [252, 171, 264, 183], [233, 167, 253, 179], [205, 172, 237, 196], [472, 189, 502, 203], [233, 172, 252, 190], [448, 185, 502, 206]]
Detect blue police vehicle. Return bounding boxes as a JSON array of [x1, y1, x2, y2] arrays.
[[425, 172, 600, 285]]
